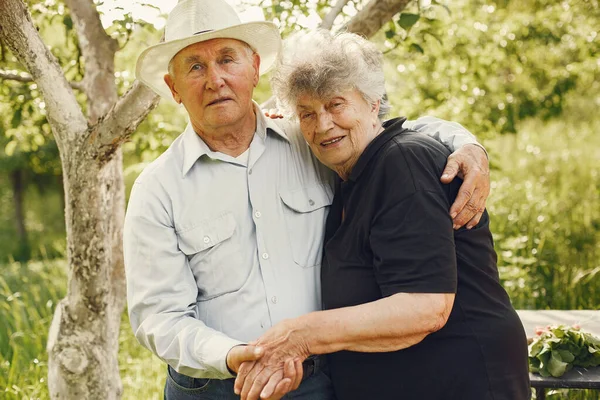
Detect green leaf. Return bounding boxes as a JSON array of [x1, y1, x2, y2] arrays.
[[557, 349, 575, 363], [33, 134, 45, 147], [529, 340, 543, 357], [398, 13, 420, 31], [586, 333, 600, 346], [11, 108, 22, 129], [551, 328, 565, 338], [423, 30, 443, 46], [548, 351, 569, 377], [385, 30, 395, 39], [63, 15, 73, 32], [139, 3, 162, 12], [5, 141, 18, 157], [410, 43, 424, 54]]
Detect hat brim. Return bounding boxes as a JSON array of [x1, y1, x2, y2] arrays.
[[136, 21, 282, 103]]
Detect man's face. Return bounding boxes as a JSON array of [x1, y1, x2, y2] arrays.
[[164, 38, 260, 132]]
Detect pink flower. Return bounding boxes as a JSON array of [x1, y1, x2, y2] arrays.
[[535, 326, 546, 336]]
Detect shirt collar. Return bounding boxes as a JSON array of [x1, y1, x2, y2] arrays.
[[180, 101, 290, 176], [181, 123, 212, 177], [348, 117, 407, 182]]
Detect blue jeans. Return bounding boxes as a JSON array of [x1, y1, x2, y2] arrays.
[[164, 366, 337, 400]]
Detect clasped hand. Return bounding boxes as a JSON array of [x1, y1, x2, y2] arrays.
[[232, 320, 310, 400]]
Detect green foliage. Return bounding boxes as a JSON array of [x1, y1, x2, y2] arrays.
[[0, 174, 66, 263], [486, 108, 600, 310], [529, 325, 600, 378], [0, 0, 170, 262], [383, 0, 600, 136], [251, 0, 370, 35]]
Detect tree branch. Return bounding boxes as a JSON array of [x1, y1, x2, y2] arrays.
[[0, 69, 84, 91], [0, 0, 87, 147], [320, 0, 351, 30], [91, 80, 160, 163], [64, 0, 119, 121], [345, 0, 413, 38]]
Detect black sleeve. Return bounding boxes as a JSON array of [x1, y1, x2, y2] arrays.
[[369, 143, 457, 296]]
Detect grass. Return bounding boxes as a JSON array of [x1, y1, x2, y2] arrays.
[[0, 261, 65, 399], [0, 260, 165, 400], [118, 315, 165, 399], [1, 114, 599, 399], [487, 117, 600, 311]]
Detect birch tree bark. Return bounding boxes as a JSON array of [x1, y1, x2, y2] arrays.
[[345, 0, 412, 38], [0, 0, 159, 398], [0, 0, 413, 397]]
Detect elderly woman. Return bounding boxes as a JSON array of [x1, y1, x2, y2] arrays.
[[235, 30, 530, 400]]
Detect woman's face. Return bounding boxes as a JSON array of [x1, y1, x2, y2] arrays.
[[296, 89, 380, 178]]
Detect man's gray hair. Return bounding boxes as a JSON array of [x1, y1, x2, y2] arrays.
[[270, 29, 390, 120]]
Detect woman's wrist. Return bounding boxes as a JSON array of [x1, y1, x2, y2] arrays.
[[294, 312, 330, 355]]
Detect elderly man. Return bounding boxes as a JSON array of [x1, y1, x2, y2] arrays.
[[124, 0, 491, 399]]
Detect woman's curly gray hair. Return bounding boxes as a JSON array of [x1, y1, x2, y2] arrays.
[[270, 29, 390, 120]]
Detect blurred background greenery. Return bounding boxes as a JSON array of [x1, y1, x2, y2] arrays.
[[1, 0, 598, 399]]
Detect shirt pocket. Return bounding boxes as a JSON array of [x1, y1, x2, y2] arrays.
[[279, 185, 333, 268], [176, 212, 246, 300]]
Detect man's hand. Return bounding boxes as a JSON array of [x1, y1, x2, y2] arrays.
[[237, 358, 303, 400], [440, 144, 490, 229], [226, 345, 264, 375], [263, 108, 283, 119], [234, 320, 309, 400]]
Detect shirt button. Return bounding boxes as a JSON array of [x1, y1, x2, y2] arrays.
[[248, 169, 253, 175], [271, 296, 277, 304], [308, 199, 315, 206], [262, 253, 269, 260], [203, 236, 210, 244], [254, 211, 261, 218]]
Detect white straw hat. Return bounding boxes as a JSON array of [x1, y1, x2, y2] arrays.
[[136, 0, 282, 102]]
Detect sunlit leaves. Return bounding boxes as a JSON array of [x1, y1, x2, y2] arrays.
[[385, 0, 600, 136], [4, 141, 18, 157]]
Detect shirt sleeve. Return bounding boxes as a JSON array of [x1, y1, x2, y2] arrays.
[[403, 116, 487, 155], [123, 180, 243, 379], [369, 146, 458, 296]]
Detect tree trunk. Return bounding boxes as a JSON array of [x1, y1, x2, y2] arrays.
[[0, 0, 158, 398], [10, 168, 30, 261], [44, 0, 127, 395], [46, 150, 127, 399]]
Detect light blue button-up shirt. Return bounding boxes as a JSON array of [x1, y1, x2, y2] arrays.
[[123, 104, 481, 379]]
